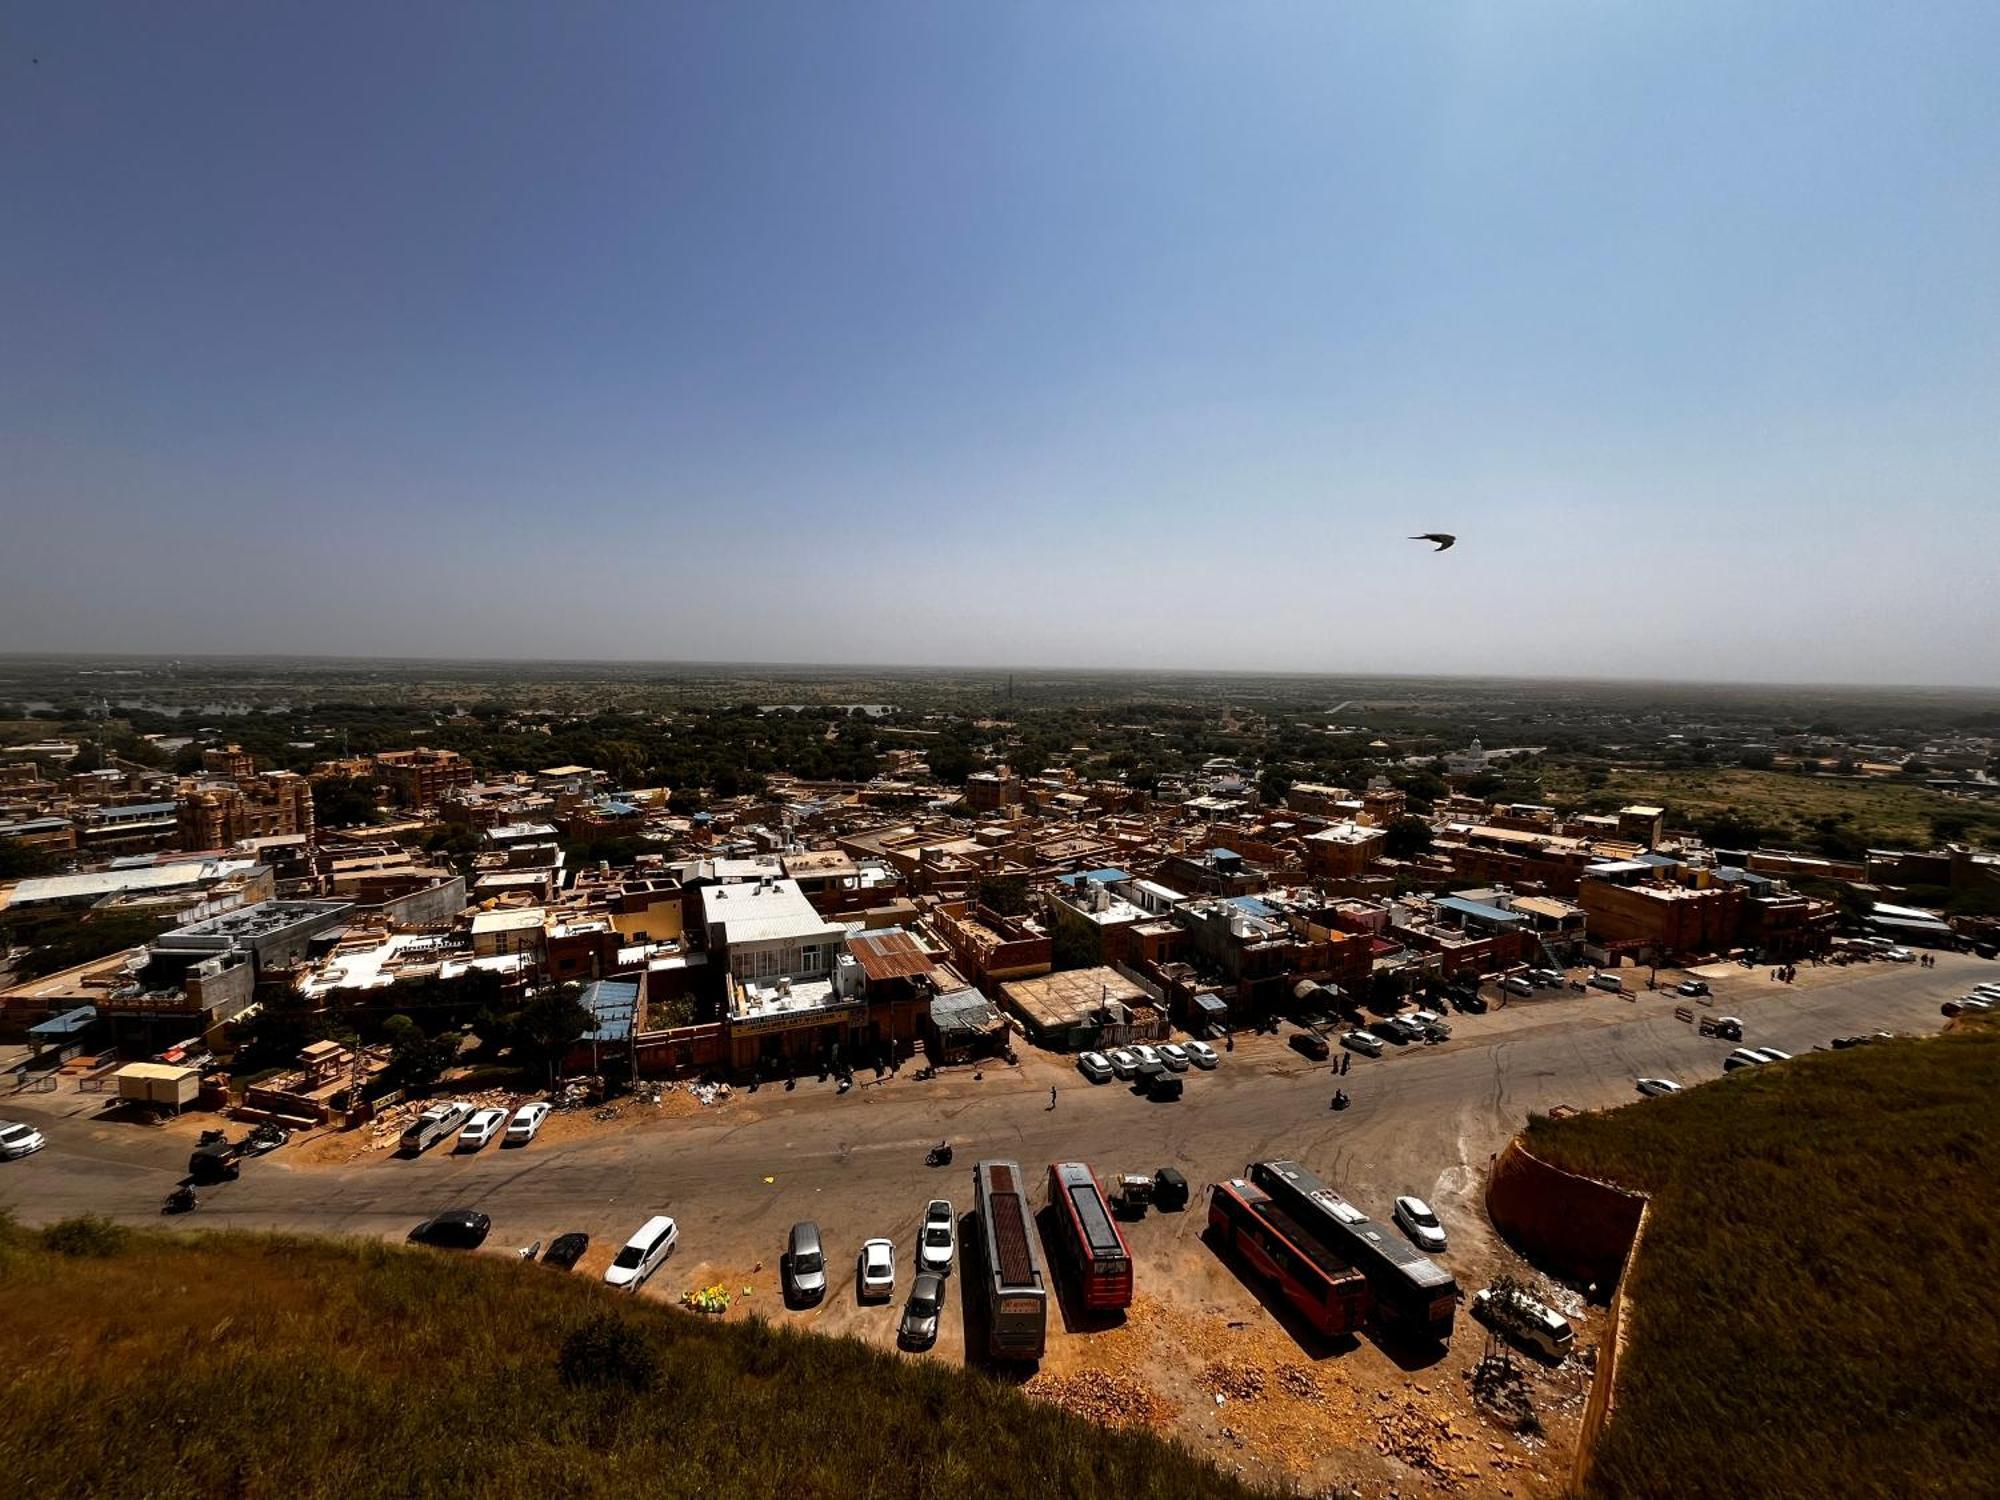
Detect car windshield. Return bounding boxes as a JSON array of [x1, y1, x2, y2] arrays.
[[795, 1251, 821, 1273], [925, 1226, 950, 1245], [613, 1244, 646, 1269], [0, 1126, 27, 1142], [910, 1290, 939, 1315]]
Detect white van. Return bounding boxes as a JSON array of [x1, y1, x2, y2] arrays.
[[399, 1100, 473, 1156], [605, 1215, 678, 1291], [1589, 972, 1625, 993]]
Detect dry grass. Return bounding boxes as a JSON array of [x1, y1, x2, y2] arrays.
[[0, 1224, 1273, 1500], [1524, 1020, 2000, 1500]]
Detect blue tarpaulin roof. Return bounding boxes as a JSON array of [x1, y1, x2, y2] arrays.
[[578, 979, 640, 1042], [1057, 867, 1130, 888], [29, 1005, 99, 1039], [1434, 895, 1525, 926]]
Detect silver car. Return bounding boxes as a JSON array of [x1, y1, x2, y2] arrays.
[[1076, 1051, 1113, 1084], [0, 1121, 46, 1160], [1392, 1195, 1447, 1253]]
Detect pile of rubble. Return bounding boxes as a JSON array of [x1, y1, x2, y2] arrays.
[[1201, 1361, 1267, 1402], [1028, 1370, 1170, 1430], [1274, 1363, 1324, 1403], [1372, 1399, 1464, 1489]]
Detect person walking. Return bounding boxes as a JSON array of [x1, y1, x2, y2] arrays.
[[1048, 1084, 1058, 1110]]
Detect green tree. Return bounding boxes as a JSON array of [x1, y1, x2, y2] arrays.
[[312, 775, 382, 829], [1382, 815, 1435, 859], [0, 837, 60, 880], [508, 989, 594, 1083], [384, 1015, 459, 1092]]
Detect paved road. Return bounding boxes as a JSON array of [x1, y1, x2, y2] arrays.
[[3, 955, 1983, 1290]]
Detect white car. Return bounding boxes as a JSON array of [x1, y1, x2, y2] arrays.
[[1184, 1040, 1219, 1070], [605, 1215, 678, 1291], [1723, 1048, 1767, 1071], [1106, 1047, 1141, 1079], [1158, 1043, 1191, 1073], [1750, 1047, 1791, 1063], [1129, 1044, 1162, 1071], [1472, 1286, 1575, 1361], [1885, 947, 1917, 963], [1341, 1030, 1383, 1058], [1076, 1051, 1113, 1084], [1392, 1195, 1447, 1254], [1635, 1077, 1684, 1097], [456, 1107, 509, 1151], [504, 1101, 551, 1145], [0, 1121, 46, 1160], [919, 1199, 956, 1274], [858, 1237, 896, 1300]]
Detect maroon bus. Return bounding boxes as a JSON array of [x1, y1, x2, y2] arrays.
[[1046, 1160, 1133, 1310], [1209, 1177, 1371, 1337]]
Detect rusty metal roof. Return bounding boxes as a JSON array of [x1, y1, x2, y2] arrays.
[[845, 928, 932, 982]]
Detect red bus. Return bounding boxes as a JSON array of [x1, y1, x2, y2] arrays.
[[1046, 1161, 1133, 1310], [1209, 1177, 1371, 1337], [973, 1160, 1050, 1360]]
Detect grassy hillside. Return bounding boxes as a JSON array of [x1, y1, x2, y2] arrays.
[[1524, 1019, 2000, 1500], [1537, 765, 2000, 850], [0, 1221, 1267, 1500]]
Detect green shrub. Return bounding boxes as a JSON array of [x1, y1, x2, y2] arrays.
[[557, 1313, 659, 1393], [39, 1215, 129, 1259]]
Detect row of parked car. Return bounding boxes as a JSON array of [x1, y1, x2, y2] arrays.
[[399, 1098, 552, 1155], [783, 1202, 958, 1350], [1075, 1039, 1219, 1086], [1292, 1008, 1454, 1062], [1942, 982, 2000, 1016]]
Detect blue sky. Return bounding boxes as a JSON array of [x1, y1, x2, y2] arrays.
[[4, 2, 1997, 682]]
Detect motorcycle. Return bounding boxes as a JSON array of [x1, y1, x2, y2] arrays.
[[162, 1185, 199, 1215], [926, 1142, 954, 1167], [244, 1123, 290, 1155], [1330, 1090, 1350, 1112]]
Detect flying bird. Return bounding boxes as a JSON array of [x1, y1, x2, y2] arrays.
[[1409, 533, 1456, 552]]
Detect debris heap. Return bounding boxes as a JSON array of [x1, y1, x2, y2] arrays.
[[1028, 1370, 1170, 1430]]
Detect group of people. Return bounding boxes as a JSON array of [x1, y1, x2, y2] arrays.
[[1770, 964, 1800, 983], [1917, 952, 1939, 968]]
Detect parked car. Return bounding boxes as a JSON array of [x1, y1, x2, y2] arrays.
[[1700, 1015, 1745, 1041], [1158, 1043, 1191, 1073], [1453, 991, 1489, 1014], [399, 1099, 474, 1156], [857, 1237, 896, 1300], [604, 1215, 678, 1291], [1830, 1035, 1868, 1049], [1393, 1195, 1447, 1253], [1106, 1047, 1141, 1079], [784, 1221, 828, 1303], [0, 1121, 45, 1160], [541, 1232, 590, 1271], [457, 1107, 509, 1152], [1077, 1051, 1113, 1084], [1410, 1009, 1452, 1040], [1526, 968, 1563, 988], [1153, 1166, 1190, 1211], [1588, 973, 1625, 993], [898, 1271, 947, 1350], [408, 1209, 491, 1249], [1375, 1015, 1421, 1045], [1184, 1039, 1219, 1070], [188, 1139, 241, 1182], [1885, 947, 1917, 963], [1146, 1070, 1185, 1102], [1676, 979, 1711, 997], [1723, 1048, 1766, 1071], [1471, 1286, 1575, 1361], [1129, 1044, 1163, 1071], [919, 1200, 956, 1274], [1289, 1031, 1332, 1061], [1749, 1047, 1791, 1063], [1341, 1030, 1384, 1057], [1501, 976, 1535, 997], [1635, 1077, 1684, 1096], [504, 1101, 551, 1145]]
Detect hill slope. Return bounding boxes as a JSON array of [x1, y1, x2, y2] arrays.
[[0, 1222, 1267, 1500], [1524, 1018, 2000, 1500]]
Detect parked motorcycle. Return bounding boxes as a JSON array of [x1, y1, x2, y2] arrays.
[[926, 1142, 954, 1167], [1330, 1090, 1350, 1112], [162, 1185, 199, 1215]]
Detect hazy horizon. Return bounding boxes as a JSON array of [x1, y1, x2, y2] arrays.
[[6, 4, 1998, 684]]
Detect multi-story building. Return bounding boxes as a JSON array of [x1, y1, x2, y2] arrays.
[[373, 747, 475, 809], [177, 771, 315, 851], [1303, 821, 1386, 880], [201, 744, 258, 780]]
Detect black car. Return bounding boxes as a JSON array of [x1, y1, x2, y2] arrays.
[[1146, 1072, 1184, 1102], [1289, 1031, 1331, 1061], [408, 1210, 492, 1249], [1152, 1166, 1189, 1211], [541, 1232, 590, 1270]]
